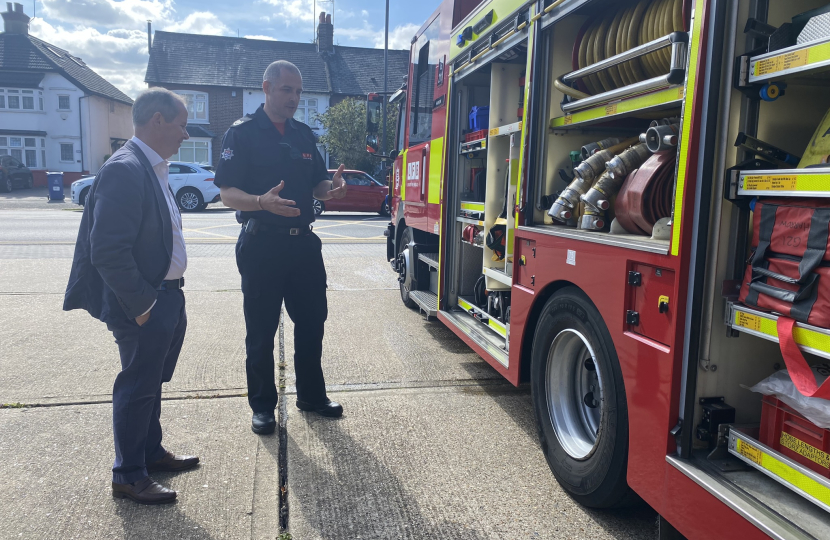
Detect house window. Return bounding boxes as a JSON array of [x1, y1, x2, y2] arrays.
[[22, 90, 34, 110], [25, 150, 37, 168], [294, 98, 319, 126], [39, 97, 43, 111], [58, 95, 70, 110], [173, 91, 208, 123], [0, 90, 4, 109], [7, 89, 20, 109], [60, 143, 74, 162], [41, 150, 46, 167], [172, 140, 210, 165]]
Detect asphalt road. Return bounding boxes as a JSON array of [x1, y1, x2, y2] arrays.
[[0, 194, 657, 539]]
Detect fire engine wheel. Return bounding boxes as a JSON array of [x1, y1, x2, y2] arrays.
[[397, 227, 416, 308], [530, 287, 634, 508]]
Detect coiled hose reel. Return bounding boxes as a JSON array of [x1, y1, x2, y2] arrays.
[[556, 0, 690, 107]]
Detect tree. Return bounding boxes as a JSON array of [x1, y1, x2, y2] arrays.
[[318, 97, 398, 174]]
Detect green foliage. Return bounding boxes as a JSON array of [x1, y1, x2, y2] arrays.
[[318, 98, 398, 174]]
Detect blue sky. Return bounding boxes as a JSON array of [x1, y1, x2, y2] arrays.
[[25, 0, 437, 97]]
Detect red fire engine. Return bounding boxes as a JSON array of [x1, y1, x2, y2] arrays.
[[366, 0, 830, 537]]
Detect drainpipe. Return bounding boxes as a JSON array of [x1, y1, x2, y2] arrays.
[[78, 95, 87, 174]]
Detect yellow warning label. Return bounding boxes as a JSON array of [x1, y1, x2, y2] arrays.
[[780, 432, 830, 469], [738, 439, 763, 466], [563, 115, 573, 126], [489, 127, 499, 137], [678, 86, 685, 100], [755, 49, 810, 76], [743, 175, 797, 191], [736, 311, 762, 332], [604, 103, 618, 116]]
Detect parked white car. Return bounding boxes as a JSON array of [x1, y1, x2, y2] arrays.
[[70, 162, 220, 212]]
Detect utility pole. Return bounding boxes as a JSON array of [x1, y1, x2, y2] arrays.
[[382, 0, 389, 166]]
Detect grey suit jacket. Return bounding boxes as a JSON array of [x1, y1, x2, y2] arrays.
[[64, 140, 174, 322]]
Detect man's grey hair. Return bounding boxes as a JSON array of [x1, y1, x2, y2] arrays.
[[132, 88, 186, 127], [263, 60, 302, 83]]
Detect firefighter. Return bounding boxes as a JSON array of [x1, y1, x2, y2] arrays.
[[214, 60, 347, 434]]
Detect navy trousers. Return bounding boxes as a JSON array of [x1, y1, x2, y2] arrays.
[[236, 229, 328, 413], [107, 289, 187, 484]]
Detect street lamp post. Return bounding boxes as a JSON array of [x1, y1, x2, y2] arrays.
[[382, 0, 389, 167]]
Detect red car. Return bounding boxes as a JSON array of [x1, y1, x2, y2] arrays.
[[314, 169, 389, 216]]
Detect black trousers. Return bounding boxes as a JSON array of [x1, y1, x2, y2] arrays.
[[107, 289, 187, 484], [236, 229, 328, 412]]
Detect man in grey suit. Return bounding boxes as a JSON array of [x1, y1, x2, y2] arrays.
[[64, 88, 198, 505]]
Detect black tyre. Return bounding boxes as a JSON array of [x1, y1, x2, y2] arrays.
[[397, 226, 416, 308], [79, 187, 90, 206], [25, 174, 33, 189], [379, 199, 390, 216], [313, 199, 324, 216], [530, 286, 634, 508], [0, 174, 11, 193], [177, 187, 204, 212]]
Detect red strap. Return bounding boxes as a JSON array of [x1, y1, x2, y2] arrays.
[[777, 317, 830, 399]]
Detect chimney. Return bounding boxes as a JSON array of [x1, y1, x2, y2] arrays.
[[2, 2, 30, 34], [317, 11, 333, 54]]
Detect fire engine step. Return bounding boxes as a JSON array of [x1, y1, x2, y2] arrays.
[[418, 252, 440, 269], [727, 426, 830, 515], [441, 309, 508, 368], [668, 454, 825, 540], [409, 290, 438, 317]]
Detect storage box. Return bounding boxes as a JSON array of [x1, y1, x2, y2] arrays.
[[465, 129, 488, 142], [759, 395, 830, 479], [469, 106, 489, 131]]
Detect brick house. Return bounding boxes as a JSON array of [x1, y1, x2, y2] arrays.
[[144, 13, 409, 167], [0, 2, 133, 185]]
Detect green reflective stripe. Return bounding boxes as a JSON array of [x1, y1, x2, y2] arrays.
[[489, 318, 507, 336], [449, 0, 530, 61], [400, 149, 408, 201], [515, 4, 535, 229], [428, 137, 444, 204], [671, 0, 705, 256]]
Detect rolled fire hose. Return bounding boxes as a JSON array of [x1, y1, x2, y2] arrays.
[[615, 152, 677, 235], [558, 0, 686, 100]]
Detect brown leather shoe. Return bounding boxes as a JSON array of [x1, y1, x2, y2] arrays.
[[112, 477, 176, 505], [147, 451, 200, 473]]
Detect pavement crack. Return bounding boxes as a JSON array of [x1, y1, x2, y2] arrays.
[[277, 307, 290, 534]]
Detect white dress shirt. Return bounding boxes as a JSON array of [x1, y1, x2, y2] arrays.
[[131, 135, 188, 281]]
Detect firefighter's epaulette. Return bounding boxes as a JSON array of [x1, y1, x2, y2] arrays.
[[232, 116, 253, 127]]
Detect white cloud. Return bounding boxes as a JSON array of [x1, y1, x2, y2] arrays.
[[29, 18, 149, 98], [374, 23, 418, 50], [244, 35, 277, 41], [40, 0, 173, 29], [361, 9, 368, 17], [259, 0, 315, 24], [162, 12, 229, 35]]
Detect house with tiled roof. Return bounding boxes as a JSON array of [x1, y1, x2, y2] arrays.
[[0, 2, 133, 185], [145, 13, 409, 167]]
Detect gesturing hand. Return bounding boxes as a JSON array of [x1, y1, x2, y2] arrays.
[[260, 181, 301, 217], [327, 164, 347, 200]]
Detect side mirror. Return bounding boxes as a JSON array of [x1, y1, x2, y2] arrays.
[[389, 150, 399, 160]]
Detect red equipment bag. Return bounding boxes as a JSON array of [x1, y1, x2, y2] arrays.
[[739, 199, 830, 328], [739, 198, 830, 399]]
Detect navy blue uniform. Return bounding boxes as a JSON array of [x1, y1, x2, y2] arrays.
[[214, 105, 330, 411]]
